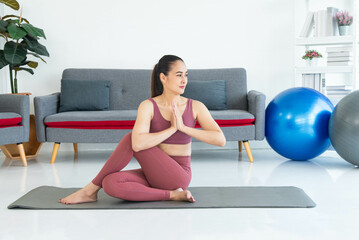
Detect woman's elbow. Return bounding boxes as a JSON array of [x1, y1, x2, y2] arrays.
[[217, 134, 226, 147], [219, 138, 226, 147], [131, 139, 141, 152]]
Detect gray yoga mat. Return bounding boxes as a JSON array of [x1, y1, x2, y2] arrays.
[[8, 186, 316, 209]]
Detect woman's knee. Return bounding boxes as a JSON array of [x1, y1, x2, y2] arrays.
[[122, 132, 132, 144], [102, 174, 119, 196]]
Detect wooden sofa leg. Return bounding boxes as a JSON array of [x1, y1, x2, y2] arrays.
[[73, 143, 78, 155], [17, 143, 27, 167], [243, 141, 254, 163], [238, 141, 243, 152], [51, 142, 61, 164]]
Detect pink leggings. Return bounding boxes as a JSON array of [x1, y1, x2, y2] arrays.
[[92, 132, 191, 201]]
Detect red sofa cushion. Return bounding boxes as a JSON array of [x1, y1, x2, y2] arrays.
[[45, 118, 255, 129], [0, 117, 22, 128]]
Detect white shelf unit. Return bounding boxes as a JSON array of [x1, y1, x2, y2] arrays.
[[294, 0, 359, 96]]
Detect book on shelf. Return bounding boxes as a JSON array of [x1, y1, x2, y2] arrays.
[[326, 46, 353, 52], [302, 74, 314, 89], [327, 61, 353, 66], [299, 11, 314, 37], [301, 74, 324, 93], [327, 52, 352, 57], [320, 74, 326, 94], [327, 56, 353, 62], [326, 7, 339, 36], [306, 7, 339, 37], [326, 90, 352, 95], [313, 12, 319, 37], [326, 85, 353, 90]]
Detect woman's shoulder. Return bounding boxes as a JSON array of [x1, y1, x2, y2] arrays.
[[138, 98, 154, 112], [191, 99, 206, 109]]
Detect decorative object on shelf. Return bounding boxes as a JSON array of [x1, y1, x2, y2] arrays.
[[0, 0, 50, 94], [302, 50, 322, 66], [335, 10, 353, 36], [338, 25, 350, 36]]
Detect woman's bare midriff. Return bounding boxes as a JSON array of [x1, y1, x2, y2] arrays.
[[158, 142, 191, 156]]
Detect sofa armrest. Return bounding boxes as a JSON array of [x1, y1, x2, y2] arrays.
[[247, 90, 266, 140], [34, 93, 60, 142], [0, 94, 30, 142]]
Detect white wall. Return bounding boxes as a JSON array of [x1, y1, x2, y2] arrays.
[[2, 0, 295, 151]]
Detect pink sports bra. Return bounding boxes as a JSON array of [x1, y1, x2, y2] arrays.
[[148, 98, 195, 144]]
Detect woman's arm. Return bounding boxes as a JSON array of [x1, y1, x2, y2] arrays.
[[173, 100, 226, 147], [131, 100, 176, 152]]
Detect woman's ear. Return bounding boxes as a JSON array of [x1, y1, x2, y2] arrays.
[[160, 73, 167, 85]]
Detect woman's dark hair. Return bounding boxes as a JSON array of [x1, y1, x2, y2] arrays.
[[151, 55, 184, 97]]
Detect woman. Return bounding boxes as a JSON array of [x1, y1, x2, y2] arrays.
[[59, 55, 226, 204]]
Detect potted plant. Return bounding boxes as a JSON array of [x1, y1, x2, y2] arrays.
[[335, 10, 353, 36], [0, 0, 49, 94], [302, 50, 322, 67], [0, 0, 46, 160]]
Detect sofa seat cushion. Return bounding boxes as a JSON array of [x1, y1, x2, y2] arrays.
[[44, 109, 254, 130], [44, 110, 137, 129], [0, 112, 22, 128], [200, 110, 255, 128]]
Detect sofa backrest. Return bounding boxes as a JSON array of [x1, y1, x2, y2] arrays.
[[62, 68, 247, 110]]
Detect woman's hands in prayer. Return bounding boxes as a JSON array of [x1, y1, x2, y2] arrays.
[[171, 100, 185, 132]]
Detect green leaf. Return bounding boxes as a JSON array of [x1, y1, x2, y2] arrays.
[[7, 23, 27, 40], [0, 20, 9, 32], [27, 61, 38, 69], [21, 24, 46, 39], [4, 41, 27, 64], [0, 50, 9, 69], [2, 15, 30, 24], [28, 52, 47, 63], [0, 0, 20, 10], [23, 36, 50, 56], [14, 67, 34, 75]]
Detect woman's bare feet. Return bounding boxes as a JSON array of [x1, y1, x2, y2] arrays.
[[170, 188, 196, 202], [59, 182, 100, 205]]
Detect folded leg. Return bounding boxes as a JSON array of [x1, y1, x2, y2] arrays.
[[102, 169, 171, 201], [92, 132, 191, 192]]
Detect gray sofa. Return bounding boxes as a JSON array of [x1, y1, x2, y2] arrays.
[[34, 68, 266, 163], [0, 94, 30, 166]]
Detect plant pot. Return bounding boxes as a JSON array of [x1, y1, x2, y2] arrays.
[[306, 58, 318, 67], [339, 25, 350, 36]]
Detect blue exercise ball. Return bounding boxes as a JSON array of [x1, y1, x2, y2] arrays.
[[265, 87, 334, 161], [329, 90, 359, 166]]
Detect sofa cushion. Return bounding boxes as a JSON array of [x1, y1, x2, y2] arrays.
[[44, 109, 254, 129], [59, 79, 111, 112], [45, 110, 137, 129], [183, 80, 226, 110], [0, 112, 22, 128], [199, 109, 255, 128]]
